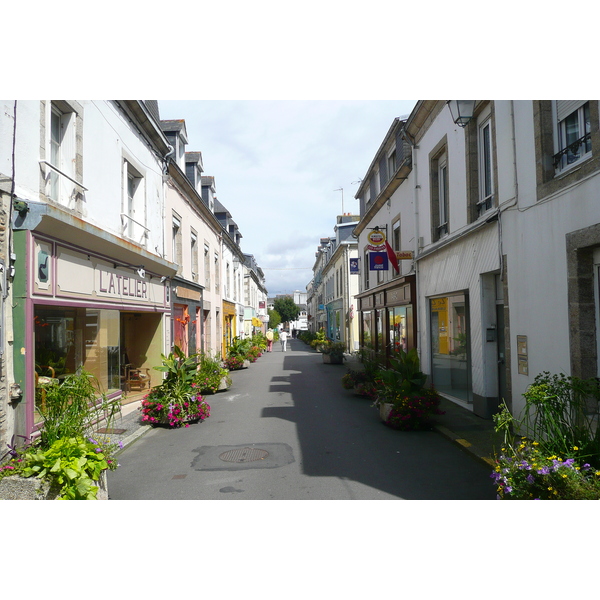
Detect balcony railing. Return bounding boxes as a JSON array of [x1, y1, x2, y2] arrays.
[[553, 132, 592, 169]]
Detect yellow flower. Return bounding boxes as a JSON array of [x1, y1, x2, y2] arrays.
[[548, 486, 553, 491], [573, 446, 579, 451], [562, 474, 567, 479], [533, 441, 539, 446]]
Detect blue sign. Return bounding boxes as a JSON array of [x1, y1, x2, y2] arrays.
[[369, 252, 388, 271], [349, 258, 359, 274]]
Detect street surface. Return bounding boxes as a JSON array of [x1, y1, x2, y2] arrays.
[[108, 338, 495, 500]]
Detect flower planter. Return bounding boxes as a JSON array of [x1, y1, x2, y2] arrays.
[[323, 354, 344, 364], [0, 470, 108, 500], [379, 402, 393, 422], [243, 359, 251, 369], [217, 376, 231, 391]]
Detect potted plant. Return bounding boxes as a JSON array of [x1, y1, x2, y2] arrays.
[[193, 353, 231, 394], [141, 346, 210, 427], [0, 370, 120, 500], [322, 341, 346, 364], [227, 336, 252, 368], [310, 329, 327, 352], [384, 389, 444, 431]]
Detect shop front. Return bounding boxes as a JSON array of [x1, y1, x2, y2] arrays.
[[222, 300, 237, 358], [357, 275, 416, 364], [172, 278, 203, 356], [16, 228, 175, 440]]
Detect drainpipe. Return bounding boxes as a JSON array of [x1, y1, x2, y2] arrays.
[[401, 128, 421, 360], [497, 100, 519, 282]]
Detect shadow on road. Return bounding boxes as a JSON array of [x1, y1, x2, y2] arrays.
[[261, 350, 494, 500]]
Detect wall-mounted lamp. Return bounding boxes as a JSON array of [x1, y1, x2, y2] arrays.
[[160, 276, 168, 284], [447, 100, 476, 128], [136, 266, 146, 278]]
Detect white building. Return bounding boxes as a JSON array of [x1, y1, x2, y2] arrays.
[[0, 100, 177, 444], [159, 116, 224, 359], [353, 100, 600, 421]]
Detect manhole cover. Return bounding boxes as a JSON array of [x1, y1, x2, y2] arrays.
[[219, 447, 269, 463]]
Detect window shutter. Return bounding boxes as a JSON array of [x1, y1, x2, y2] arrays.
[[556, 101, 586, 122]]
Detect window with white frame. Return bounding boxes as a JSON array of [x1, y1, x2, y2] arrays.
[[431, 145, 449, 242], [122, 160, 147, 245], [554, 101, 592, 171], [388, 147, 397, 179], [47, 101, 80, 206], [172, 213, 182, 269], [214, 253, 220, 292], [204, 244, 211, 289], [438, 154, 449, 237], [191, 230, 198, 282], [478, 117, 494, 215]]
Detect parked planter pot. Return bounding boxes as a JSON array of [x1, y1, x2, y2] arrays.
[[0, 471, 108, 500], [217, 376, 231, 391], [379, 402, 394, 422], [323, 354, 344, 364]]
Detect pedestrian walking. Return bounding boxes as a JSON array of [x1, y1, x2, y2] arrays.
[[280, 329, 288, 352], [266, 329, 274, 352]]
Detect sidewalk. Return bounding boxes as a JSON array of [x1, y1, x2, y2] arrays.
[[430, 396, 503, 468], [94, 400, 150, 454]]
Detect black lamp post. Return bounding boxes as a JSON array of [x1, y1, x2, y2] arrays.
[[447, 100, 476, 127]]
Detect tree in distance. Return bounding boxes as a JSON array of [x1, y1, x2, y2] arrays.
[[273, 297, 300, 324], [268, 309, 281, 330]]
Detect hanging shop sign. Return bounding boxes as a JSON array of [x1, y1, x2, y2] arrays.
[[395, 251, 414, 260], [349, 257, 360, 274], [369, 251, 388, 271], [367, 229, 386, 251]]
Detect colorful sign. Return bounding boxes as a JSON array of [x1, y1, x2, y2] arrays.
[[349, 258, 359, 273], [367, 229, 386, 250], [395, 251, 414, 260], [369, 252, 388, 271]]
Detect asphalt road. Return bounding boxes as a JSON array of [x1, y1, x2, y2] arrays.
[[108, 339, 496, 500]]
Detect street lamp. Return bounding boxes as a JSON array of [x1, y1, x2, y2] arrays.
[[447, 100, 476, 128]]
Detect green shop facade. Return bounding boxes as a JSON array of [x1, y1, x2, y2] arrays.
[[11, 201, 177, 441]]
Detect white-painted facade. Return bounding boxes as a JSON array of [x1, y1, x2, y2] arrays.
[[353, 99, 600, 422]]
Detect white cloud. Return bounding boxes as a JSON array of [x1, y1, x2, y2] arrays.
[[159, 99, 417, 295]]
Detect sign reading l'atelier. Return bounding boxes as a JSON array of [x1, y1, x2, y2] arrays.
[[98, 270, 148, 299], [52, 245, 165, 306]]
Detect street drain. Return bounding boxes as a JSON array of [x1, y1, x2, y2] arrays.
[[219, 447, 269, 463]]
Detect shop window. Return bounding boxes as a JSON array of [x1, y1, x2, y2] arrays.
[[430, 294, 471, 403], [34, 307, 120, 420], [173, 304, 189, 355], [388, 305, 413, 354], [361, 310, 373, 349]]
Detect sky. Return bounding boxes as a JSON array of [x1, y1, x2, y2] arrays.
[[158, 99, 417, 297]]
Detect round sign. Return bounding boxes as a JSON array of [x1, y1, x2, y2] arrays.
[[368, 230, 385, 246]]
